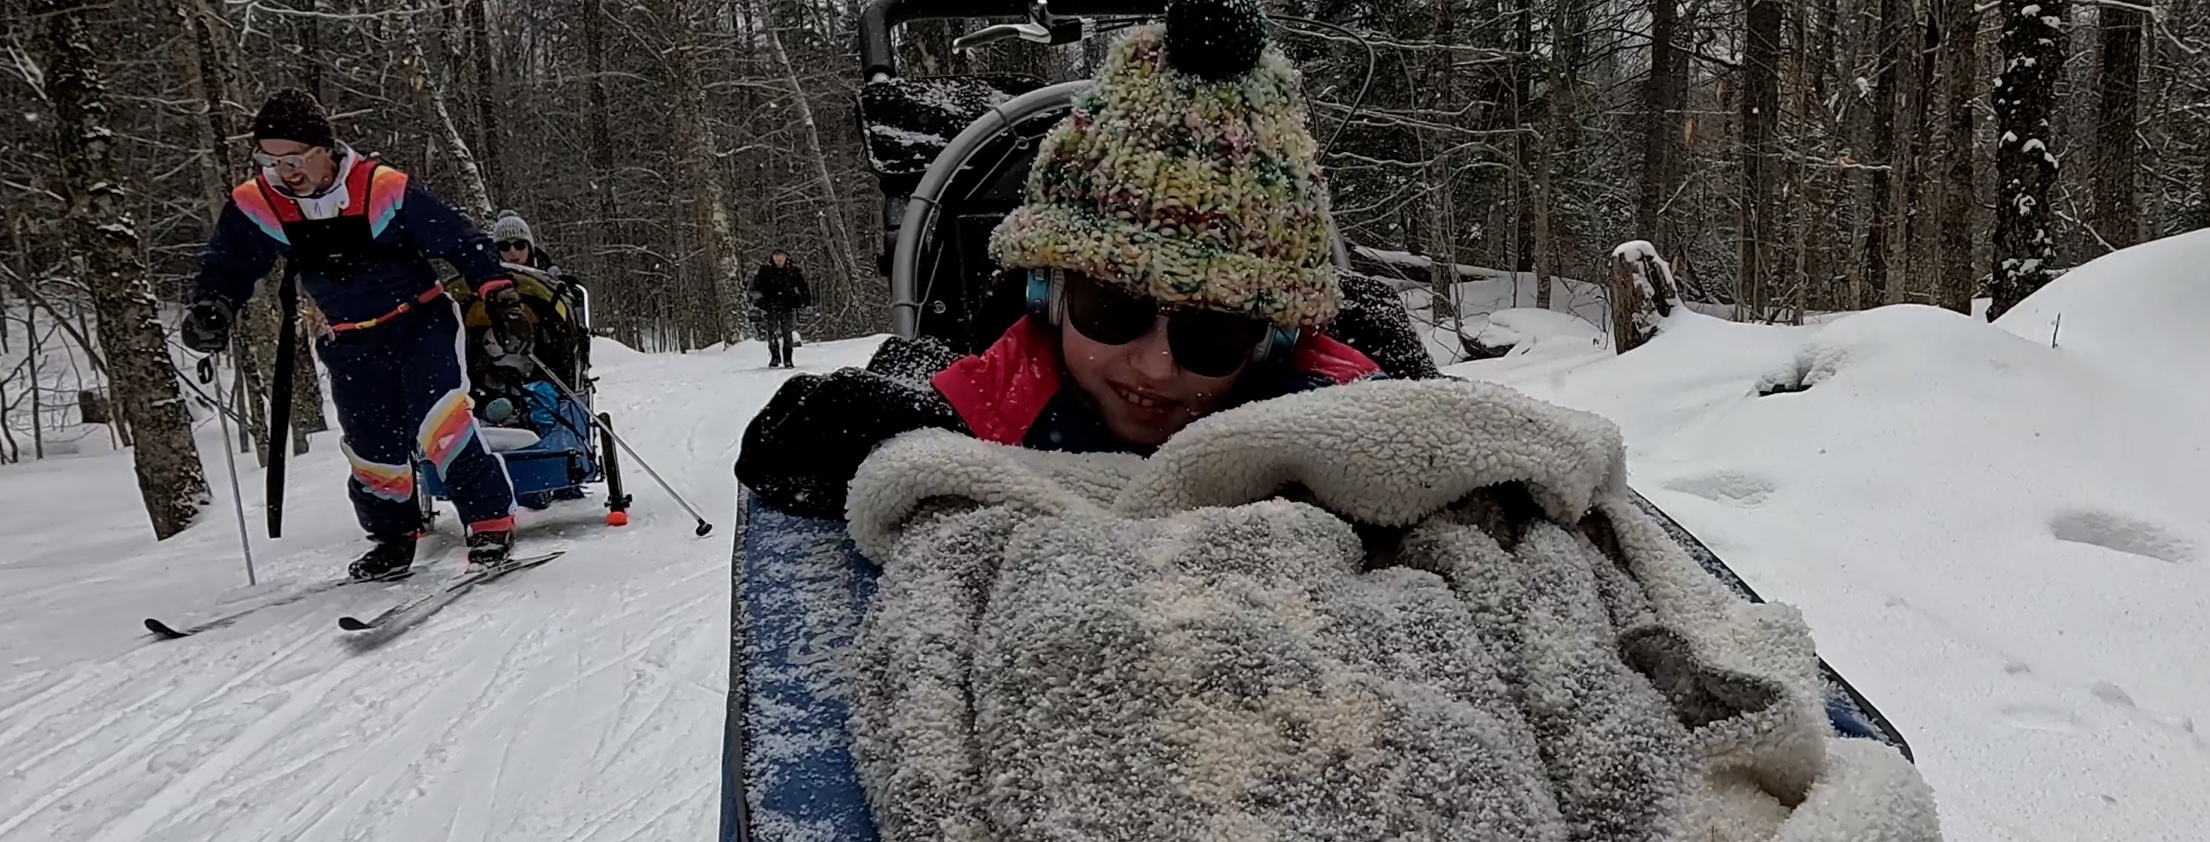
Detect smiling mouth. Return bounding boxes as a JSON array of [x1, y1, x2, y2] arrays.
[[1110, 382, 1177, 413]]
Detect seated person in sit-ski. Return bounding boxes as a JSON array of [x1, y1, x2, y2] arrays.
[[736, 27, 1401, 520]]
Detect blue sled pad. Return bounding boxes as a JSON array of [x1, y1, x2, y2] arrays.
[[726, 493, 881, 842]]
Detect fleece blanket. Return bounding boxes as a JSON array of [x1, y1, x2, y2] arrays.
[[842, 378, 1941, 842]]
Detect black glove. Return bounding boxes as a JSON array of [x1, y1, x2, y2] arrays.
[[180, 299, 234, 354], [735, 367, 967, 520], [1330, 271, 1443, 380]]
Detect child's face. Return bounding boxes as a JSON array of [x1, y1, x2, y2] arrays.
[[1060, 311, 1244, 449]]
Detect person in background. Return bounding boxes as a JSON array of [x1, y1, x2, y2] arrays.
[[748, 249, 812, 368], [178, 89, 521, 576], [489, 209, 562, 275]]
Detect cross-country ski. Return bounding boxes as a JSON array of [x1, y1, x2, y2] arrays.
[[7, 0, 2210, 839], [335, 551, 564, 633], [143, 567, 414, 640]]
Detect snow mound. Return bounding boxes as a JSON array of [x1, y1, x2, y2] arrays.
[[1996, 228, 2210, 421], [1453, 303, 2210, 842], [1466, 307, 1606, 353]]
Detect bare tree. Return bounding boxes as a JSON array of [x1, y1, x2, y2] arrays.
[[1740, 0, 1783, 320], [1935, 0, 1980, 314], [34, 0, 210, 538], [1991, 0, 2068, 319], [2091, 3, 2141, 249]]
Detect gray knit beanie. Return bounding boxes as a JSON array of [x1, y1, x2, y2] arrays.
[[490, 210, 534, 246]]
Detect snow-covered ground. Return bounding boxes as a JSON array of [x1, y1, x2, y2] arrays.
[[0, 336, 881, 841], [1452, 230, 2210, 842], [2, 231, 2205, 841]]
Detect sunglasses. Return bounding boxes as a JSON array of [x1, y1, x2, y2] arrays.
[[496, 240, 532, 251], [251, 150, 316, 172], [1058, 271, 1273, 378]]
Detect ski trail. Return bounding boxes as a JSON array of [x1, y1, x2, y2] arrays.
[[0, 630, 329, 839], [84, 649, 371, 842], [0, 337, 883, 841]]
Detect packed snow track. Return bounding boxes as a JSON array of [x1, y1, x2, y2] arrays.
[[0, 338, 882, 842]]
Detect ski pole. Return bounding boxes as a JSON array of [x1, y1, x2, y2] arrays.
[[525, 351, 714, 537], [197, 356, 258, 586]]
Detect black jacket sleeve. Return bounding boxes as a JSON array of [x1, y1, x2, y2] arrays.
[[736, 351, 968, 520]]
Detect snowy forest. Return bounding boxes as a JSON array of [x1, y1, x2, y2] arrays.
[[2, 0, 2207, 475]]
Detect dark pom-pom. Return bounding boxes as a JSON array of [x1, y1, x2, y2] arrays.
[[1163, 0, 1268, 81]]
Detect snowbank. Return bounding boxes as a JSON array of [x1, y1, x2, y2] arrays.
[[1995, 227, 2210, 422], [1452, 299, 2210, 842]]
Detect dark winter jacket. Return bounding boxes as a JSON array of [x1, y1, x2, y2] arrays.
[[192, 154, 513, 325], [749, 262, 812, 311], [736, 316, 1386, 520]]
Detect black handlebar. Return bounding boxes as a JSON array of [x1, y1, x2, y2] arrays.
[[859, 0, 1168, 80]]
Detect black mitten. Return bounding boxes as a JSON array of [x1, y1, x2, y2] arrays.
[[736, 367, 967, 520], [1330, 271, 1443, 380]]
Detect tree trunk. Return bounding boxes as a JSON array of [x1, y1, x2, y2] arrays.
[[1533, 0, 1576, 311], [657, 0, 748, 344], [1937, 0, 1979, 314], [1991, 0, 2067, 320], [1636, 0, 1684, 248], [1740, 0, 1782, 322], [176, 0, 274, 458], [2092, 4, 2141, 250], [468, 0, 506, 205], [408, 16, 495, 221], [582, 0, 624, 340], [37, 0, 209, 538], [1897, 10, 1941, 304], [1862, 0, 1902, 307], [765, 17, 859, 305]]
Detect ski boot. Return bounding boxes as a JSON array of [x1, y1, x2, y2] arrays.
[[467, 529, 516, 569], [349, 535, 418, 581]]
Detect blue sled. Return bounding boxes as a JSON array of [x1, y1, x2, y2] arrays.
[[718, 487, 1913, 842]]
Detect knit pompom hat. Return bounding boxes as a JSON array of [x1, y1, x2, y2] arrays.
[[987, 0, 1338, 330], [490, 210, 534, 246]]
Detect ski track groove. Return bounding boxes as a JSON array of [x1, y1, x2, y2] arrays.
[[85, 646, 370, 842], [0, 630, 328, 840], [0, 668, 101, 750]]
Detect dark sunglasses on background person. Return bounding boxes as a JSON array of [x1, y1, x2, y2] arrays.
[[1059, 270, 1276, 378], [496, 240, 532, 251]]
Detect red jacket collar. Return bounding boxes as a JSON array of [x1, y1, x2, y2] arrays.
[[931, 318, 1064, 446], [930, 318, 1384, 447]]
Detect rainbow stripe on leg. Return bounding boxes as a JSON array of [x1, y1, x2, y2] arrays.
[[344, 441, 415, 502], [418, 388, 479, 476]]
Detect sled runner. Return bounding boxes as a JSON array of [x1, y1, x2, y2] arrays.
[[723, 2, 1917, 839], [416, 263, 634, 524]]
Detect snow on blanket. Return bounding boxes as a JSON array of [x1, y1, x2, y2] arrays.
[[841, 378, 1939, 841]]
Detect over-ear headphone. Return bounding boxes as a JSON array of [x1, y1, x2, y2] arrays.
[[1025, 268, 1298, 364]]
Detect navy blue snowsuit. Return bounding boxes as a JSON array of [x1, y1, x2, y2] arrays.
[[193, 153, 517, 539]]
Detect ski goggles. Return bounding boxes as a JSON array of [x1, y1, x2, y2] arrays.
[[251, 151, 316, 172], [1058, 270, 1275, 378]]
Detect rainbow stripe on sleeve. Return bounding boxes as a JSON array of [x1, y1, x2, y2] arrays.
[[366, 167, 408, 238], [229, 182, 289, 244]]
